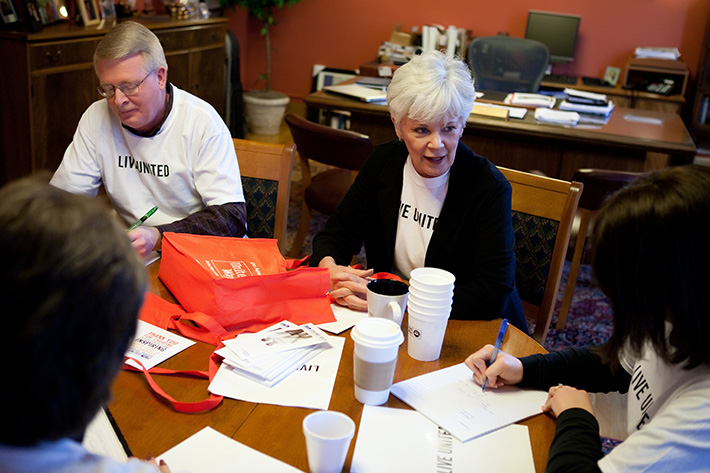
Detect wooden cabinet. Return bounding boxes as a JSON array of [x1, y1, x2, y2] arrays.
[[691, 9, 710, 146], [0, 17, 228, 185]]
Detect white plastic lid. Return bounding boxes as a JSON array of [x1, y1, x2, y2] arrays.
[[351, 317, 404, 348]]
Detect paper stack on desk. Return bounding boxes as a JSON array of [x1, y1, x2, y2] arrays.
[[559, 88, 615, 117], [216, 321, 332, 387]]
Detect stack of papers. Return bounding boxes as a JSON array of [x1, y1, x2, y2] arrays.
[[634, 47, 681, 60], [559, 88, 615, 117], [216, 321, 331, 387], [534, 108, 579, 126], [504, 93, 556, 109], [324, 84, 387, 102]]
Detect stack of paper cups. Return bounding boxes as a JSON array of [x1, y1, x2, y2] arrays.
[[407, 267, 455, 361]]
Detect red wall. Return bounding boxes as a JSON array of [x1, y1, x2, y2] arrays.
[[228, 0, 710, 103]]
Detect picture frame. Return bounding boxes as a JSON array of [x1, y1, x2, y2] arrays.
[[97, 0, 114, 19], [23, 0, 44, 31], [604, 66, 621, 87], [1, 0, 19, 24], [77, 0, 99, 26]]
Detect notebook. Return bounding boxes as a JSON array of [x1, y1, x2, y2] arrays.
[[323, 84, 387, 103]]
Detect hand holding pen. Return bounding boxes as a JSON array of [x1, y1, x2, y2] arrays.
[[464, 319, 524, 389], [127, 206, 160, 257]]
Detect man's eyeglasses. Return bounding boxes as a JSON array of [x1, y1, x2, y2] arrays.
[[97, 69, 156, 99]]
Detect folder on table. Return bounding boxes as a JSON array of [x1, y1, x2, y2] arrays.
[[324, 84, 387, 102]]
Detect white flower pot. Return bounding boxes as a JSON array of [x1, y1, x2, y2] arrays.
[[243, 90, 290, 135]]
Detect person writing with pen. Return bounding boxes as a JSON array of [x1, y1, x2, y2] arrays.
[[50, 21, 247, 257], [465, 165, 710, 472]]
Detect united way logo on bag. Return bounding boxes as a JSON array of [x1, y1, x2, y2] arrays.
[[198, 259, 263, 278]]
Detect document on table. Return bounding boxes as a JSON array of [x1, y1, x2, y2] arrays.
[[158, 426, 301, 473], [124, 320, 195, 370], [83, 407, 130, 462], [390, 363, 548, 443], [351, 405, 535, 473], [317, 303, 368, 334], [209, 336, 344, 410]]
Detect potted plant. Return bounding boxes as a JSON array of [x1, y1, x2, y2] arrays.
[[222, 0, 303, 135]]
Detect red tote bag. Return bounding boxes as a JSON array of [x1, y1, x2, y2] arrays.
[[158, 233, 335, 338]]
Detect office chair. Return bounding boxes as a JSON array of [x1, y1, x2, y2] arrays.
[[284, 113, 373, 257], [557, 168, 640, 329], [234, 138, 295, 254], [468, 36, 550, 93], [498, 167, 582, 343]]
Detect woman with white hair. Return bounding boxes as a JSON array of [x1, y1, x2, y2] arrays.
[[310, 50, 526, 332]]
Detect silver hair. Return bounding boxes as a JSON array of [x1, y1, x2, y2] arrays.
[[94, 21, 168, 75], [386, 50, 475, 130]]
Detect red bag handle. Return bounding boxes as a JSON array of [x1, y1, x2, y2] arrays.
[[124, 351, 224, 413]]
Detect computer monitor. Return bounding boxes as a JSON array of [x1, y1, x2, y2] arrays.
[[524, 10, 581, 63]]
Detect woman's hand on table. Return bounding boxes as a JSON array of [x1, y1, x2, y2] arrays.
[[542, 384, 595, 418], [318, 257, 373, 311], [464, 344, 524, 389], [145, 455, 172, 473]]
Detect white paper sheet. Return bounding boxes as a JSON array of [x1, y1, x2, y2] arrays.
[[317, 303, 368, 334], [351, 406, 535, 473], [209, 336, 345, 410], [83, 408, 129, 463], [158, 427, 302, 473], [390, 363, 548, 443], [124, 320, 195, 370]]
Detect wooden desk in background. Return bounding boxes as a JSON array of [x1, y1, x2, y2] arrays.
[[305, 85, 696, 181], [110, 261, 555, 472]]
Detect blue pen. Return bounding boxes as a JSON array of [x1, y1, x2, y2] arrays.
[[482, 318, 508, 391]]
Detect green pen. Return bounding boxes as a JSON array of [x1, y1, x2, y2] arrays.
[[128, 206, 158, 231]]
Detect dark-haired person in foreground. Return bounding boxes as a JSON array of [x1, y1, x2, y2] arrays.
[[0, 178, 171, 473], [465, 165, 710, 472]]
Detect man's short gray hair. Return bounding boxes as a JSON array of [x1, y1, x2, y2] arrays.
[[387, 50, 475, 129], [94, 21, 168, 75]]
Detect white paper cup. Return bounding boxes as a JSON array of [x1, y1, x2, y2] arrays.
[[367, 279, 408, 326], [407, 293, 453, 311], [410, 267, 456, 292], [409, 283, 454, 301], [351, 317, 404, 405], [407, 308, 449, 362], [407, 299, 452, 317], [303, 410, 355, 473]]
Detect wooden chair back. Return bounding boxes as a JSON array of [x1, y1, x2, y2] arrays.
[[498, 167, 583, 343], [233, 138, 294, 254]]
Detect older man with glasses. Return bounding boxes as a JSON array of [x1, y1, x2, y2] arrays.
[[51, 21, 247, 257]]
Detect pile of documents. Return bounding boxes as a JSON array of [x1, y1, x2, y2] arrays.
[[534, 107, 579, 126], [634, 47, 681, 60], [503, 93, 556, 109], [215, 321, 332, 387], [559, 88, 615, 119]]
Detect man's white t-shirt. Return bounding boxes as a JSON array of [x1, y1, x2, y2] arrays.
[[393, 156, 450, 279], [50, 85, 244, 227]]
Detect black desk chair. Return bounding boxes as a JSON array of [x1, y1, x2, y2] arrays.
[[468, 36, 550, 93], [285, 114, 372, 257]]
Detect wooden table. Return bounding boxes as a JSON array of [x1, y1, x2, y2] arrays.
[[305, 83, 696, 181], [110, 261, 555, 472]]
